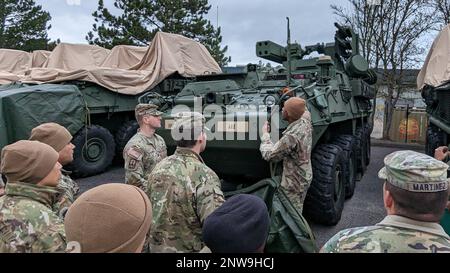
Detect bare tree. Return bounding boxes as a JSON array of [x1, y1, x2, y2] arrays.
[[432, 0, 450, 27], [332, 0, 435, 140]]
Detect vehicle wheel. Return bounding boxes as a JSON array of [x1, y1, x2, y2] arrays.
[[331, 135, 357, 199], [303, 144, 346, 226], [68, 125, 116, 178], [115, 120, 139, 160], [364, 124, 371, 166], [354, 127, 367, 174], [425, 123, 446, 157]]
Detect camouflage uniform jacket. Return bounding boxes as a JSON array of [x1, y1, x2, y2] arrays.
[[321, 215, 450, 253], [53, 169, 79, 219], [0, 182, 67, 253], [260, 113, 313, 213], [123, 131, 167, 191], [145, 147, 225, 253]]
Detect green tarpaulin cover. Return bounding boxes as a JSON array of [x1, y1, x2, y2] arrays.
[[224, 176, 318, 253], [0, 84, 86, 149]]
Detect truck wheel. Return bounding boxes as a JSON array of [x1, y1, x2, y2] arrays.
[[331, 135, 357, 199], [69, 125, 116, 178], [304, 144, 346, 225], [364, 124, 371, 166], [425, 123, 446, 156], [115, 120, 139, 160], [355, 127, 367, 174]]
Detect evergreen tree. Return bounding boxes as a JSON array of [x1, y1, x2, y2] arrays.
[[0, 0, 52, 51], [47, 38, 61, 51], [87, 0, 231, 66]]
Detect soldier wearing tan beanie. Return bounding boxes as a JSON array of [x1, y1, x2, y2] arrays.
[[260, 97, 313, 214], [1, 140, 60, 184], [30, 122, 79, 219], [283, 97, 306, 122], [65, 183, 152, 253], [29, 122, 72, 153], [0, 140, 66, 253]]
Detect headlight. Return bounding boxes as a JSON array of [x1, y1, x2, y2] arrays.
[[264, 95, 277, 106]]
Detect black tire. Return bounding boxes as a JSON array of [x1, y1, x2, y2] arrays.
[[331, 135, 357, 199], [354, 127, 367, 174], [115, 120, 139, 160], [364, 124, 371, 166], [303, 144, 346, 226], [68, 125, 116, 178], [425, 123, 446, 157]]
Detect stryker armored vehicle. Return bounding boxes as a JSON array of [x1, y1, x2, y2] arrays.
[[142, 21, 377, 225]]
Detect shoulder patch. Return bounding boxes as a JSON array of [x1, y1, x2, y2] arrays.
[[127, 147, 143, 160], [128, 159, 138, 170]]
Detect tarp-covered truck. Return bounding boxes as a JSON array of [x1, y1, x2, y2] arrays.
[[419, 23, 450, 236], [0, 32, 221, 177], [420, 24, 450, 155]]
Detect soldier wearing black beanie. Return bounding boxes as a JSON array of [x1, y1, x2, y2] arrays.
[[202, 194, 270, 253]]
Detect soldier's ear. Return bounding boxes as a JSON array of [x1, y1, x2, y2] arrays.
[[383, 182, 394, 210], [142, 115, 151, 124]]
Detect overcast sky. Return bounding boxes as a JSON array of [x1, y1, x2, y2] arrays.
[[33, 1, 370, 66]]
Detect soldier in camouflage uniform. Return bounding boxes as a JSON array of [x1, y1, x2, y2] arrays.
[[124, 104, 167, 191], [321, 150, 450, 253], [0, 140, 66, 253], [144, 112, 225, 253], [29, 123, 79, 219], [65, 183, 152, 253], [260, 97, 313, 214]]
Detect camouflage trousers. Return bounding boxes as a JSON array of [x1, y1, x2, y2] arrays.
[[281, 177, 312, 214]]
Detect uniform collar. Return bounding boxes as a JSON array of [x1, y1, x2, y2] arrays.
[[137, 131, 160, 146], [174, 147, 204, 163], [377, 215, 450, 239], [4, 182, 58, 208], [137, 130, 155, 138], [283, 117, 302, 135]]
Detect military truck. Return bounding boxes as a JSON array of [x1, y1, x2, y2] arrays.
[[419, 24, 450, 156], [141, 22, 377, 225], [0, 76, 189, 177]]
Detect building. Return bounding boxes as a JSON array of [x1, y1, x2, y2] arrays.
[[372, 69, 427, 143]]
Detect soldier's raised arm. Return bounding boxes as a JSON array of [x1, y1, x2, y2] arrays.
[[260, 132, 297, 162]]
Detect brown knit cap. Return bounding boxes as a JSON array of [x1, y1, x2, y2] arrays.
[[284, 97, 306, 121], [0, 140, 59, 184], [29, 123, 72, 152], [65, 183, 152, 253]]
